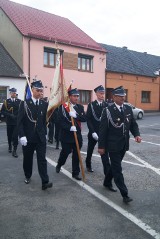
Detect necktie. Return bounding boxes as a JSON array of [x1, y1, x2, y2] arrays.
[[35, 100, 39, 112], [120, 106, 124, 117]]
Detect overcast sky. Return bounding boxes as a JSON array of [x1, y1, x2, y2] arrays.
[[13, 0, 160, 56]]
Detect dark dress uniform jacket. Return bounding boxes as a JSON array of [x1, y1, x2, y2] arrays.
[[58, 104, 86, 144], [86, 100, 108, 136], [17, 99, 47, 143], [1, 98, 21, 125], [98, 103, 140, 152]]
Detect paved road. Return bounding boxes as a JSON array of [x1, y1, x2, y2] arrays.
[[0, 113, 160, 239]]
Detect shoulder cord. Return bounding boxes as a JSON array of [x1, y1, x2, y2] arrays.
[[90, 103, 101, 122], [24, 101, 36, 124], [4, 100, 13, 113], [106, 108, 124, 133], [62, 105, 71, 123]]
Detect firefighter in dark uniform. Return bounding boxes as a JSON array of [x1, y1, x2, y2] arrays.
[[98, 86, 142, 203], [1, 88, 21, 157], [17, 80, 52, 190], [86, 85, 108, 172], [56, 88, 86, 180]]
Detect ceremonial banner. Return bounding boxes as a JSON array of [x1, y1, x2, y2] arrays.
[[47, 50, 68, 121], [21, 74, 32, 100]]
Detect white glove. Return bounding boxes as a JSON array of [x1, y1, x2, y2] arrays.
[[20, 136, 28, 146], [69, 111, 77, 118], [92, 132, 99, 141], [70, 126, 77, 132]]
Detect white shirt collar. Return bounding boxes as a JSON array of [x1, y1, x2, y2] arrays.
[[32, 97, 39, 104], [70, 102, 76, 111], [96, 100, 103, 105], [114, 103, 124, 111]]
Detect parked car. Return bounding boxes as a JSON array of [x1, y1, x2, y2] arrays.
[[124, 103, 144, 119]]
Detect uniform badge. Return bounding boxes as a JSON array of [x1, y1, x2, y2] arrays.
[[117, 118, 120, 121]]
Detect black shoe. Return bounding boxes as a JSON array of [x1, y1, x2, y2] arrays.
[[24, 178, 30, 184], [123, 196, 133, 203], [87, 167, 94, 173], [12, 150, 18, 158], [56, 142, 59, 149], [72, 175, 82, 181], [103, 184, 117, 192], [48, 139, 53, 144], [56, 164, 61, 173], [42, 182, 53, 190]]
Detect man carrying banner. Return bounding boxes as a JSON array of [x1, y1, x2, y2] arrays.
[[56, 88, 86, 180], [1, 88, 21, 157], [17, 79, 52, 190]]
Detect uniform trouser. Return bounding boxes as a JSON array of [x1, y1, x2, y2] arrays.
[[22, 142, 49, 184], [101, 152, 113, 186], [54, 123, 60, 143], [109, 150, 128, 197], [57, 141, 82, 176], [7, 125, 18, 147], [48, 123, 54, 141], [86, 135, 97, 168]]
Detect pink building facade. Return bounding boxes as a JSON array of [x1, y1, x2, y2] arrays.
[[0, 0, 106, 109], [23, 37, 106, 105]]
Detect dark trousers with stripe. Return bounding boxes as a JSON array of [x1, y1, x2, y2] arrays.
[[57, 141, 82, 176], [86, 135, 97, 168], [22, 141, 49, 184], [7, 125, 18, 147], [108, 149, 128, 197]]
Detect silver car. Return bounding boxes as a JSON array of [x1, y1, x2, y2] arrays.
[[124, 103, 144, 119]]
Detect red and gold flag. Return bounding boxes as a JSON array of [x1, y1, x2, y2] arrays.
[[47, 49, 68, 121]]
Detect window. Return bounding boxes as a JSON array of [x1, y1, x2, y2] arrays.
[[78, 90, 91, 104], [78, 54, 93, 72], [0, 87, 7, 103], [43, 47, 57, 67], [141, 91, 151, 103]]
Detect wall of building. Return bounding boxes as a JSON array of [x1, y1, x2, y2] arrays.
[[0, 9, 23, 69], [23, 37, 106, 107], [0, 77, 26, 100], [106, 72, 160, 111]]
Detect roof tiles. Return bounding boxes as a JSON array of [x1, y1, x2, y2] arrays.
[[101, 44, 160, 77], [0, 0, 105, 52]]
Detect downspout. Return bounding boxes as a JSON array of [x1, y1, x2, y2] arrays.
[[28, 38, 31, 80]]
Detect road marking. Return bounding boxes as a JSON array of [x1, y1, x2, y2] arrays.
[[126, 151, 160, 175], [80, 150, 146, 167], [0, 142, 8, 147], [140, 123, 160, 127], [141, 134, 160, 138], [130, 138, 160, 146], [47, 145, 160, 172], [46, 156, 160, 239], [81, 150, 160, 176]]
